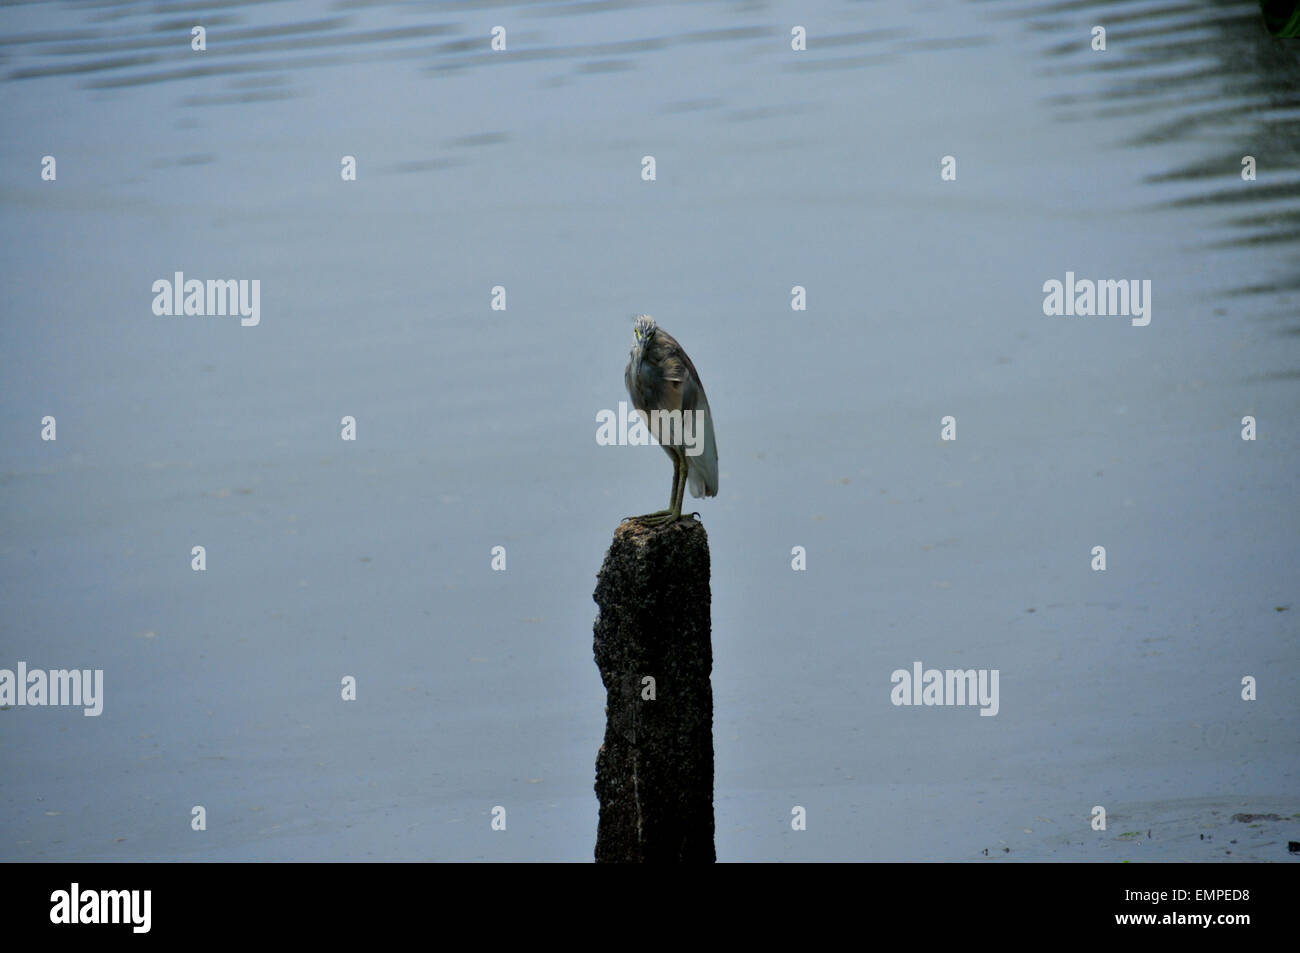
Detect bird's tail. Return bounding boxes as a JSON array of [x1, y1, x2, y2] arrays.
[[686, 409, 718, 498]]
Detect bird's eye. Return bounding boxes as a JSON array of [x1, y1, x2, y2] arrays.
[[634, 329, 641, 341]]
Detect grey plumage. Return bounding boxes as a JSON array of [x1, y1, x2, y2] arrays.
[[624, 314, 718, 524]]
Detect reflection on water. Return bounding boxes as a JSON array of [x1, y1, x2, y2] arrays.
[[4, 0, 1295, 278], [1009, 0, 1300, 290]]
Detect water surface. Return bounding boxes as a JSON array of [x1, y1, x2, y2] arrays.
[[1, 0, 1297, 861]]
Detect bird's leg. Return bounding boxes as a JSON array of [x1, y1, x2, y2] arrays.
[[624, 451, 684, 526], [673, 451, 688, 517], [674, 451, 703, 521], [665, 452, 686, 512], [670, 454, 683, 514]]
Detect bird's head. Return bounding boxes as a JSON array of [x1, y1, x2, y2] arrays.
[[631, 314, 657, 357]]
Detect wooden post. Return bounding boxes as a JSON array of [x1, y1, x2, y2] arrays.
[[593, 518, 715, 862]]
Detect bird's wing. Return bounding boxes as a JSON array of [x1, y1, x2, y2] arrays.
[[676, 345, 719, 499], [657, 337, 689, 389]]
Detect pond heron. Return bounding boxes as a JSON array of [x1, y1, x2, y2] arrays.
[[623, 315, 718, 525]]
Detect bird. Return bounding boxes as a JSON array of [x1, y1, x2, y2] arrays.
[[623, 314, 718, 525]]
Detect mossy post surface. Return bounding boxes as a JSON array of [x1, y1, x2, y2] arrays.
[[593, 518, 715, 863]]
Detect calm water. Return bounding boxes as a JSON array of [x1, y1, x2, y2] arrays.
[[1, 0, 1297, 861]]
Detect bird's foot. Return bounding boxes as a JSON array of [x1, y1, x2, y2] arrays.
[[622, 509, 679, 527]]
